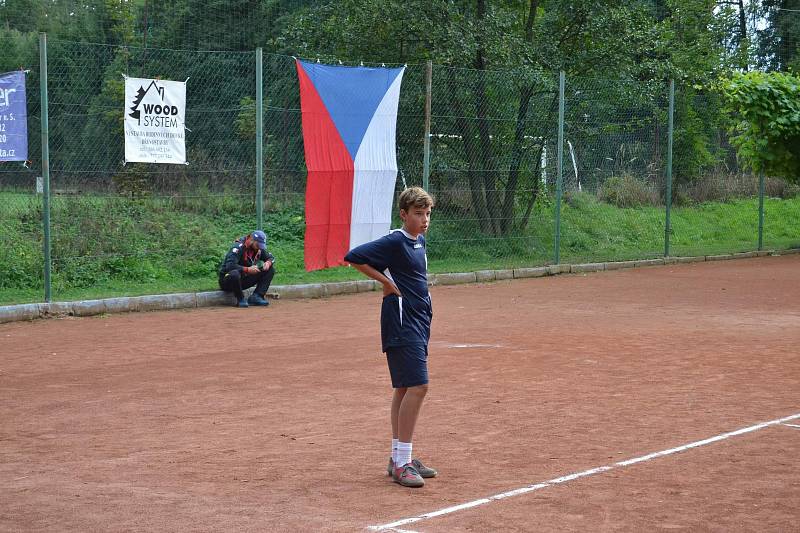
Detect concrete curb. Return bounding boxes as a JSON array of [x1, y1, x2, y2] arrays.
[[571, 262, 605, 273], [495, 269, 515, 280], [673, 256, 707, 264], [634, 258, 665, 267], [605, 260, 637, 271], [1, 249, 795, 325], [475, 270, 497, 282], [546, 264, 568, 275], [513, 267, 549, 279], [431, 272, 477, 286]]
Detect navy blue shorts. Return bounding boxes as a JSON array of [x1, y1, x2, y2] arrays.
[[385, 345, 429, 388]]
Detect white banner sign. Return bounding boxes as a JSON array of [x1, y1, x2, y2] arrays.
[[124, 77, 186, 164]]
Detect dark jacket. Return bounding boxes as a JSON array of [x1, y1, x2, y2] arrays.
[[218, 236, 275, 283]]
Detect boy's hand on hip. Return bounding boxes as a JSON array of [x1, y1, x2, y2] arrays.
[[382, 281, 401, 297]]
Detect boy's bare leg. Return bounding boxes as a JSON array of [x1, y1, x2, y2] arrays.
[[397, 384, 428, 442], [391, 388, 407, 439]]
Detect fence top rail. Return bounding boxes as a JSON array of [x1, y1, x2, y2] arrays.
[[48, 38, 258, 56], [42, 38, 675, 84]]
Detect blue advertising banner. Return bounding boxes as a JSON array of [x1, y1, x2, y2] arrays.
[[0, 70, 27, 162]]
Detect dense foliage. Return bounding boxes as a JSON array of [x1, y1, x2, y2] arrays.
[[722, 71, 800, 182], [1, 1, 790, 208]]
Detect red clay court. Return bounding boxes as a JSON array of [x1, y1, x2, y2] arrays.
[[1, 255, 799, 532]]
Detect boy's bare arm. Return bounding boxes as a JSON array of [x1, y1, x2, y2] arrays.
[[351, 263, 401, 297]]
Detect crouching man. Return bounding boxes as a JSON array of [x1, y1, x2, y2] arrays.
[[218, 230, 275, 307]]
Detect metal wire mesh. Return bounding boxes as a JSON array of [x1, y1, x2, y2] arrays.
[[0, 34, 43, 297], [41, 40, 257, 296], [561, 76, 667, 262], [1, 36, 797, 304], [427, 65, 558, 270], [670, 91, 767, 257]]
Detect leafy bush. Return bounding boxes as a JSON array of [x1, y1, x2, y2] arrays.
[[113, 164, 154, 198], [766, 178, 800, 199], [676, 171, 753, 204], [673, 88, 723, 183], [597, 174, 660, 208], [563, 190, 599, 210], [264, 204, 304, 243], [676, 172, 800, 204], [169, 184, 252, 216], [721, 71, 800, 182], [0, 248, 40, 289]]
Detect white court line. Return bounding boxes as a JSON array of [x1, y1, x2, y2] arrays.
[[783, 423, 800, 429], [368, 412, 800, 531]]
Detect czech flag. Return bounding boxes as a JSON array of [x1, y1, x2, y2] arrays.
[[296, 59, 405, 271]]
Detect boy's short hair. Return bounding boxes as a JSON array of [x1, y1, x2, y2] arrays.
[[398, 187, 435, 212]]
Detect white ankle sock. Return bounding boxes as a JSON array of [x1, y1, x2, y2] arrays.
[[391, 438, 399, 463], [396, 441, 412, 467]]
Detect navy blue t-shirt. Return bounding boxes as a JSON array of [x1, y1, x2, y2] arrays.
[[344, 229, 432, 352]]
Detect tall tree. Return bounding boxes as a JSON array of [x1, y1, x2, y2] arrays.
[[758, 0, 800, 71]]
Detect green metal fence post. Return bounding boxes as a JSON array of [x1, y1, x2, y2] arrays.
[[758, 171, 765, 250], [256, 47, 264, 231], [423, 60, 432, 191], [39, 33, 52, 302], [554, 71, 565, 265], [665, 79, 674, 258]]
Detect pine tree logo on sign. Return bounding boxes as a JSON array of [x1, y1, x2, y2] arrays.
[[128, 80, 179, 127]]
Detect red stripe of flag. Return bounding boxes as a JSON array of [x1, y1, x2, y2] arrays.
[[296, 61, 355, 271]]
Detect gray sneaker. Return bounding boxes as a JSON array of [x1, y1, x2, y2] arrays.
[[392, 462, 425, 488], [388, 457, 437, 478]]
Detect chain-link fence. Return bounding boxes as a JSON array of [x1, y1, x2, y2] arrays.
[[561, 76, 667, 263], [47, 41, 257, 299], [427, 65, 558, 270], [0, 33, 42, 301], [1, 37, 798, 305]]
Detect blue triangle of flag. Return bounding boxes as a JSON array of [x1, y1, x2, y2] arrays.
[[299, 61, 404, 160]]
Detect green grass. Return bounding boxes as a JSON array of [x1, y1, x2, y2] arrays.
[[1, 191, 798, 305]]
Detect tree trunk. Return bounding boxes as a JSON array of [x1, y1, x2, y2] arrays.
[[448, 67, 491, 232], [474, 0, 499, 235], [500, 0, 539, 234], [737, 0, 748, 71], [500, 85, 534, 234], [519, 145, 544, 232], [519, 90, 560, 231]]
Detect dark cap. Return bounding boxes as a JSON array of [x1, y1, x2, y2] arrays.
[[251, 230, 267, 251]]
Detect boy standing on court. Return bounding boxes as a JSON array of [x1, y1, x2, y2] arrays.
[[344, 187, 437, 488]]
